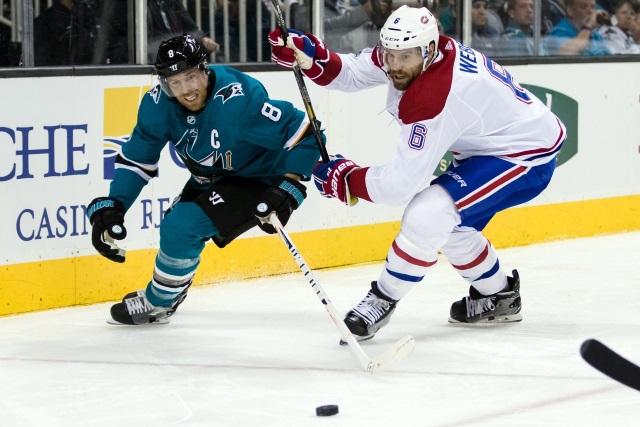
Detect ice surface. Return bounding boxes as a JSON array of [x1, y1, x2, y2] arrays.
[[1, 232, 639, 426]]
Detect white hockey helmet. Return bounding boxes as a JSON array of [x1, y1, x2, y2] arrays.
[[379, 6, 439, 70]]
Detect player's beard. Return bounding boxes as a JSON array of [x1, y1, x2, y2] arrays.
[[177, 84, 208, 111], [389, 65, 423, 91]]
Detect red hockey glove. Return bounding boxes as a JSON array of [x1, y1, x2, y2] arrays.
[[312, 155, 360, 206], [268, 28, 330, 80]]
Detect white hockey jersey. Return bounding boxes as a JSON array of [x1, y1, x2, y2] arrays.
[[313, 36, 566, 206]]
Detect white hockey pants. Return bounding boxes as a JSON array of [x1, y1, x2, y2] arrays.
[[377, 184, 507, 300]]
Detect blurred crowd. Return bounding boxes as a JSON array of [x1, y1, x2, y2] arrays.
[[1, 0, 639, 67], [457, 0, 640, 56]]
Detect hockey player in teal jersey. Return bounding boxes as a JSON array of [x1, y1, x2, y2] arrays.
[[87, 34, 323, 325]]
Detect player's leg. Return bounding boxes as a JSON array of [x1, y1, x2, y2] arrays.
[[434, 156, 556, 323], [109, 202, 216, 325], [109, 177, 274, 325], [442, 226, 522, 323], [343, 184, 460, 341]]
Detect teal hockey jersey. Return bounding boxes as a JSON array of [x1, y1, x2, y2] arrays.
[[109, 65, 322, 210]]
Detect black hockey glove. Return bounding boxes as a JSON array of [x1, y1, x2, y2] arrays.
[[87, 197, 127, 263], [254, 177, 307, 234]]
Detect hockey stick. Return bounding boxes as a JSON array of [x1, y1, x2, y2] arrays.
[[269, 0, 329, 163], [269, 0, 358, 206], [266, 212, 415, 374], [580, 338, 640, 392]]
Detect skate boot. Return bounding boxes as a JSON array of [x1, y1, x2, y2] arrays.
[[121, 287, 190, 311], [108, 289, 188, 325], [340, 281, 398, 345], [448, 269, 522, 324]]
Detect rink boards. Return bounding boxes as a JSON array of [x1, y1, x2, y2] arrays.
[[1, 63, 639, 316]]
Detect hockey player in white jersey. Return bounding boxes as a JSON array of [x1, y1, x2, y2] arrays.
[[270, 6, 566, 340]]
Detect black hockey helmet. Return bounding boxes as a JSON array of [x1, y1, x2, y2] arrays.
[[155, 34, 208, 95]]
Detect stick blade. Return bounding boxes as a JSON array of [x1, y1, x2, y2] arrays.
[[367, 335, 415, 374], [580, 338, 640, 392]]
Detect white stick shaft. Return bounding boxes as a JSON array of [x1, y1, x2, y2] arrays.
[[267, 213, 372, 370]]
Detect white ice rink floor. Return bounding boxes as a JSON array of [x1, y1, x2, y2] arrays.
[[1, 232, 639, 427]]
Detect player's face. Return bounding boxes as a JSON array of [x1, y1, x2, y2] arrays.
[[384, 47, 424, 91], [167, 67, 209, 111]]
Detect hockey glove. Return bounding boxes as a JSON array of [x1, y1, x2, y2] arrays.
[[254, 177, 307, 234], [313, 155, 360, 206], [268, 28, 330, 80], [87, 197, 127, 263]]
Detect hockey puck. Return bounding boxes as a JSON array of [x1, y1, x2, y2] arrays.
[[315, 404, 339, 416]]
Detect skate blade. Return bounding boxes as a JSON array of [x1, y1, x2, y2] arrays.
[[447, 313, 523, 324], [106, 317, 172, 325]]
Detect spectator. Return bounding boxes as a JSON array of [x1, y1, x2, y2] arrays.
[[471, 0, 502, 56], [597, 0, 640, 53], [439, 0, 458, 36], [547, 0, 612, 54], [33, 0, 102, 66], [485, 0, 507, 34], [0, 22, 21, 66], [502, 0, 548, 54], [290, 0, 392, 54], [148, 0, 219, 63], [98, 0, 129, 64], [104, 0, 219, 65], [439, 0, 503, 40], [636, 1, 640, 35], [597, 0, 616, 12], [341, 0, 394, 53], [214, 0, 271, 62], [542, 0, 567, 34]]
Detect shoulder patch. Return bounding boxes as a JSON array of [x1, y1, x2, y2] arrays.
[[149, 85, 162, 104], [214, 82, 244, 104], [398, 41, 455, 124]]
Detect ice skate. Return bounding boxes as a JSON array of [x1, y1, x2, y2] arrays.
[[340, 281, 398, 345], [108, 288, 188, 325], [121, 287, 190, 309], [448, 270, 522, 324]]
